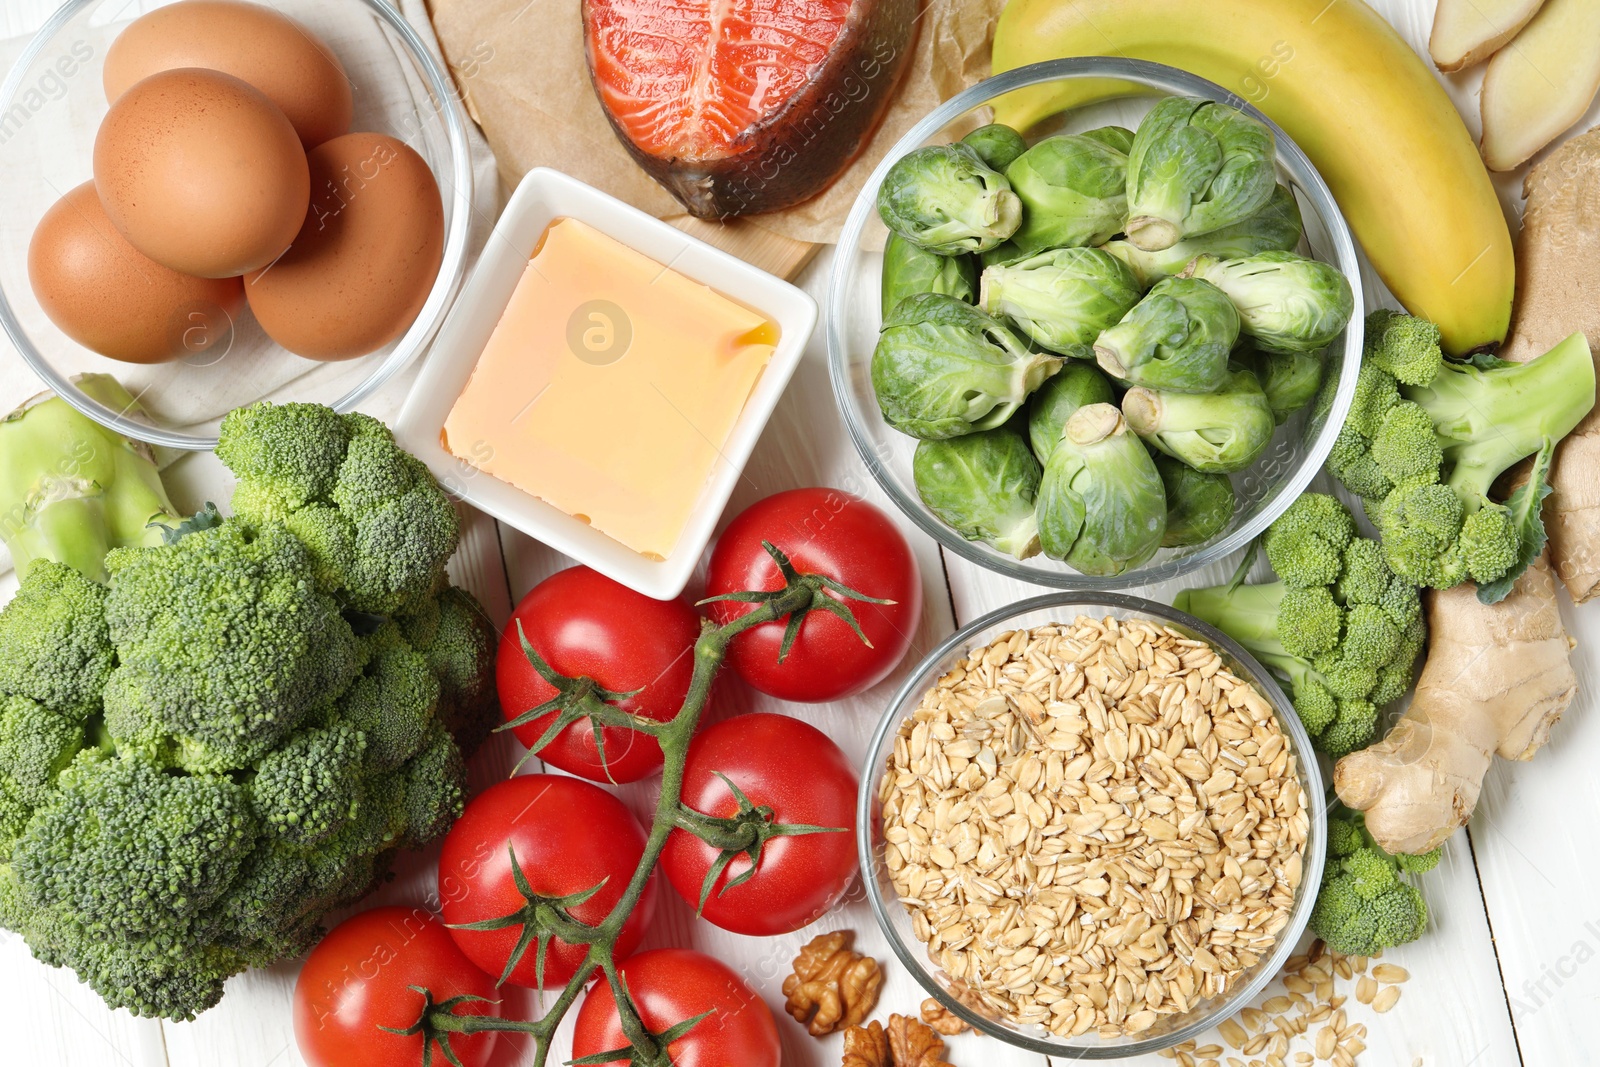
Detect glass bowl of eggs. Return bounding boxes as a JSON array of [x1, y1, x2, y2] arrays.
[[827, 58, 1364, 591], [0, 0, 476, 450]]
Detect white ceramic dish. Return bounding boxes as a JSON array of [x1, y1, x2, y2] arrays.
[[396, 167, 817, 601]]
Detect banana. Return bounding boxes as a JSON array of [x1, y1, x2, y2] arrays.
[[991, 0, 1514, 356]]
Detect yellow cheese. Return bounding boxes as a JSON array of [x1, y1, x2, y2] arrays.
[[443, 217, 777, 560]]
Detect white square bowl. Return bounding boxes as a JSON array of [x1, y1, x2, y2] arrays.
[[396, 167, 817, 601]]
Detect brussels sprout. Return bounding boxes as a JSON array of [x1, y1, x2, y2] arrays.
[[1247, 344, 1326, 424], [881, 233, 978, 318], [1124, 96, 1277, 252], [1183, 251, 1355, 353], [1080, 125, 1136, 154], [1102, 184, 1303, 287], [961, 123, 1029, 171], [1121, 367, 1277, 473], [878, 143, 1022, 254], [1155, 454, 1235, 547], [1027, 361, 1116, 464], [872, 293, 1062, 439], [980, 247, 1143, 356], [1035, 403, 1167, 575], [1004, 133, 1130, 254], [914, 427, 1042, 559], [980, 241, 1032, 270], [1094, 277, 1240, 393]]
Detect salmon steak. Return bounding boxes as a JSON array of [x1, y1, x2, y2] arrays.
[[583, 0, 918, 219]]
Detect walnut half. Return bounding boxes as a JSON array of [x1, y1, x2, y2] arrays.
[[887, 1014, 955, 1067], [919, 998, 969, 1035], [782, 930, 883, 1036], [841, 1019, 891, 1067]]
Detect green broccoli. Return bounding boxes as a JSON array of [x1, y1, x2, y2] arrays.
[[0, 397, 499, 1021], [1174, 494, 1424, 757], [1327, 311, 1595, 600], [0, 376, 182, 583], [0, 561, 112, 721], [100, 522, 362, 773], [217, 403, 460, 615], [1311, 802, 1440, 956]]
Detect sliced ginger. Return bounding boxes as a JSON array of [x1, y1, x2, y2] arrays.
[[1430, 0, 1544, 71], [1480, 0, 1600, 170], [1335, 555, 1576, 855]]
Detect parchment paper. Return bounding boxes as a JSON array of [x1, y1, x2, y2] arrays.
[[427, 0, 1007, 245]]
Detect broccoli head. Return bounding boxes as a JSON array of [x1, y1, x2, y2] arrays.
[[217, 403, 460, 615], [1174, 494, 1423, 757], [1327, 313, 1595, 598], [1311, 803, 1438, 956], [0, 560, 112, 721], [0, 401, 489, 1021], [101, 522, 362, 773]]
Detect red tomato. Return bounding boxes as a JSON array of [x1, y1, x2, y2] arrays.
[[661, 713, 858, 935], [497, 566, 705, 782], [439, 774, 657, 987], [705, 488, 921, 702], [572, 949, 780, 1067], [293, 906, 499, 1067]]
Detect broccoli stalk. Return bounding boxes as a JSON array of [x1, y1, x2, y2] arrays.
[[0, 376, 182, 583], [1328, 310, 1595, 601], [1174, 494, 1424, 757], [1311, 802, 1439, 956]]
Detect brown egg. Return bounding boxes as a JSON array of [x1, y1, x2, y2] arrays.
[[104, 0, 353, 149], [245, 132, 444, 361], [27, 181, 245, 365], [94, 68, 309, 279]]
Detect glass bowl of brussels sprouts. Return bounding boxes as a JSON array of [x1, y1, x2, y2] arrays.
[[857, 590, 1326, 1058], [828, 59, 1362, 589]]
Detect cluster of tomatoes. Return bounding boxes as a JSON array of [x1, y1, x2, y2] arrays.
[[291, 489, 922, 1067]]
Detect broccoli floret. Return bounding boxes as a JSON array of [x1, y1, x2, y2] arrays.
[[1174, 494, 1424, 757], [1279, 587, 1341, 658], [1363, 309, 1444, 387], [333, 633, 439, 772], [1328, 315, 1595, 595], [218, 404, 460, 615], [1369, 402, 1443, 483], [397, 586, 500, 757], [0, 561, 112, 721], [101, 522, 361, 773], [1325, 364, 1402, 502], [1263, 493, 1354, 588], [390, 720, 468, 848], [1311, 803, 1439, 955], [0, 696, 84, 811], [252, 723, 367, 846], [13, 751, 256, 941]]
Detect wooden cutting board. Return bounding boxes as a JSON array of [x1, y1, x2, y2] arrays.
[[667, 215, 821, 281]]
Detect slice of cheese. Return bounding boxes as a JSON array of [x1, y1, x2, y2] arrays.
[[443, 217, 777, 560]]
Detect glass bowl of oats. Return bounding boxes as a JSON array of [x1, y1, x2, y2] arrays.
[[859, 592, 1326, 1058]]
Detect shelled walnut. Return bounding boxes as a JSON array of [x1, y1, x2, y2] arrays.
[[841, 1019, 890, 1067], [887, 1014, 955, 1067], [783, 930, 883, 1036], [919, 998, 969, 1035]]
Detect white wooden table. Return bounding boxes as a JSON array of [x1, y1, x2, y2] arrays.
[[4, 1, 1598, 1065]]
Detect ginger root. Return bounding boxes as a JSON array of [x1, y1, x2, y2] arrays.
[[1335, 554, 1576, 854], [782, 931, 883, 1036], [1502, 126, 1600, 600]]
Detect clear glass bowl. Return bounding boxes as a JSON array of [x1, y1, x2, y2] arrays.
[[827, 58, 1363, 589], [857, 592, 1327, 1059], [0, 0, 476, 451]]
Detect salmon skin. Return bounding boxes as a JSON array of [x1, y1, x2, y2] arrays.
[[584, 0, 918, 219]]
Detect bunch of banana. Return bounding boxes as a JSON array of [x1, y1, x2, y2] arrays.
[[990, 0, 1513, 357]]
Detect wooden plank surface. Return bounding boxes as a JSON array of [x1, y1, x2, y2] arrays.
[[2, 1, 1600, 1066]]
